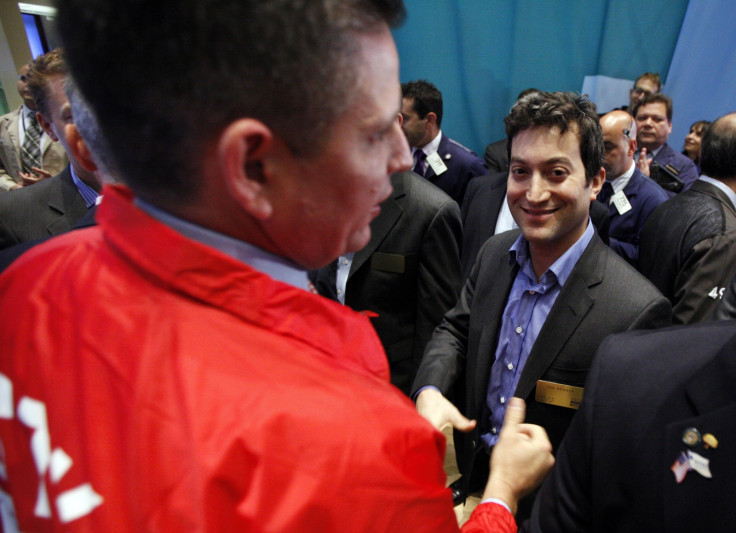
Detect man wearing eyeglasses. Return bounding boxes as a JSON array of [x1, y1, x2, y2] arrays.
[[624, 72, 661, 113], [595, 110, 668, 265]]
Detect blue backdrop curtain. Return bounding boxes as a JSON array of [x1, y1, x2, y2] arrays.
[[394, 0, 689, 156]]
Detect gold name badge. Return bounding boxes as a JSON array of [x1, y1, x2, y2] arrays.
[[535, 380, 584, 410]]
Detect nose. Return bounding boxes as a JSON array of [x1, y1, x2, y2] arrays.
[[389, 120, 412, 173], [526, 173, 550, 204]]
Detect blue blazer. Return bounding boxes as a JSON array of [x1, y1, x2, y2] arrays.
[[598, 168, 669, 265], [423, 133, 486, 205], [653, 143, 700, 196]]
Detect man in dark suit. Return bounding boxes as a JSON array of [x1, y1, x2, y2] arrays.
[[401, 79, 486, 205], [411, 91, 671, 514], [526, 320, 736, 532], [0, 50, 100, 250], [634, 93, 699, 195], [461, 172, 609, 280], [640, 112, 736, 325], [311, 170, 462, 395], [596, 110, 668, 265]]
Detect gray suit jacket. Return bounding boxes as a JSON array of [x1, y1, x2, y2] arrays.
[[0, 165, 88, 250], [0, 106, 68, 191], [412, 230, 671, 478]]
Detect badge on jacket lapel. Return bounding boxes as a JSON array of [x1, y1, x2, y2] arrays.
[[426, 152, 448, 176]]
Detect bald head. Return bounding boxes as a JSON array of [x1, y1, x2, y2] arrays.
[[600, 110, 636, 180], [700, 112, 736, 181]]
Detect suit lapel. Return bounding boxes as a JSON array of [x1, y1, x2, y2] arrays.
[[2, 110, 22, 170], [46, 166, 86, 235], [660, 333, 736, 530], [514, 235, 605, 399], [349, 174, 405, 277]]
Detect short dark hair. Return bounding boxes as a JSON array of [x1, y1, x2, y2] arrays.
[[55, 0, 406, 203], [633, 93, 673, 122], [27, 48, 67, 120], [504, 91, 603, 183], [401, 79, 443, 127], [635, 72, 661, 92], [700, 114, 736, 180]]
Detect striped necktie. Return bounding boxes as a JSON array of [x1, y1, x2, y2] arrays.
[[21, 109, 42, 172]]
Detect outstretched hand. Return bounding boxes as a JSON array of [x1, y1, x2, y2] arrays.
[[415, 387, 476, 433]]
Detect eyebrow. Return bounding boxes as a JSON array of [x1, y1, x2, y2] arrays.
[[510, 156, 573, 166]]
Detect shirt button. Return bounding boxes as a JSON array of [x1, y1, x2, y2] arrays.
[[342, 259, 349, 266], [515, 326, 523, 334], [337, 289, 342, 295], [491, 427, 497, 434], [500, 396, 505, 404], [507, 362, 514, 370]]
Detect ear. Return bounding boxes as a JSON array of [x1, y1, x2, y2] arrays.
[[627, 137, 637, 158], [589, 167, 605, 201], [425, 112, 437, 127], [36, 111, 58, 141], [218, 119, 274, 220], [64, 123, 97, 172]]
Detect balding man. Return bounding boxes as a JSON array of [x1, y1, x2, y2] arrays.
[[595, 110, 668, 265], [640, 113, 736, 324]]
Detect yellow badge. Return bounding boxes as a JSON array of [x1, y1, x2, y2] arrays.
[[535, 380, 584, 410]]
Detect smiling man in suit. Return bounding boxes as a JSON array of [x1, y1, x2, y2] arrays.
[[401, 79, 487, 205], [412, 91, 671, 516]]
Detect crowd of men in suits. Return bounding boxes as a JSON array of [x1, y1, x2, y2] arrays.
[[2, 2, 736, 529]]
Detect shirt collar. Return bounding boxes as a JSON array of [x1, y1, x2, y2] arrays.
[[509, 219, 594, 287], [417, 129, 442, 156], [609, 160, 636, 195], [70, 165, 99, 208], [699, 175, 736, 209], [134, 198, 310, 291]]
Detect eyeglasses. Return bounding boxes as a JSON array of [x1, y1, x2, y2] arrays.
[[631, 86, 652, 97]]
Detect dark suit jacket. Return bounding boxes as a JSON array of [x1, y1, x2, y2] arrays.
[[0, 205, 97, 272], [460, 172, 610, 280], [423, 133, 486, 206], [652, 142, 700, 196], [412, 230, 670, 489], [312, 171, 462, 395], [640, 179, 736, 324], [483, 139, 508, 173], [526, 321, 736, 532], [0, 165, 88, 250], [596, 168, 668, 265]]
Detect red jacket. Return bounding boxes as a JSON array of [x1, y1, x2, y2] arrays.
[[0, 186, 514, 532]]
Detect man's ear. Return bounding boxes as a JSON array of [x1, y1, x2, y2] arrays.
[[627, 137, 637, 158], [590, 167, 605, 201], [64, 123, 97, 172], [36, 111, 58, 141], [425, 112, 438, 127], [218, 119, 274, 220]]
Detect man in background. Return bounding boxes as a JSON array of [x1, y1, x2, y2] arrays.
[[401, 79, 487, 205], [634, 93, 699, 194], [595, 110, 668, 265], [0, 62, 67, 190], [0, 49, 99, 250]]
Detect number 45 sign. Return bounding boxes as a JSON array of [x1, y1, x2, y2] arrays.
[[0, 373, 103, 530]]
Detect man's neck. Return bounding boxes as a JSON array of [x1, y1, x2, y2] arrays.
[[640, 141, 664, 153]]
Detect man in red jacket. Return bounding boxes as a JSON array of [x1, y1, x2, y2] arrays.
[[0, 1, 551, 531]]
